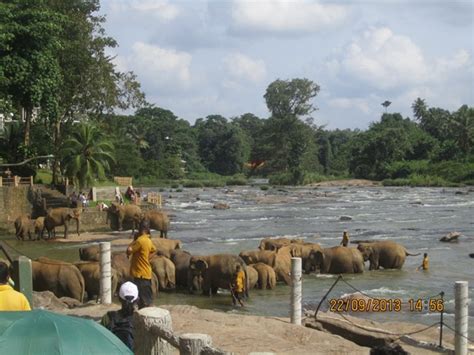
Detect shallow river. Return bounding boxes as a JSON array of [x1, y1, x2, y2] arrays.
[[2, 186, 473, 337]]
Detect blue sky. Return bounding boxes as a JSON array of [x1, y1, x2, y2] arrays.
[[100, 0, 473, 129]]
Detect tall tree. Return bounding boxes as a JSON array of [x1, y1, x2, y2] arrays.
[[61, 123, 114, 189], [0, 1, 64, 146], [263, 78, 320, 183]]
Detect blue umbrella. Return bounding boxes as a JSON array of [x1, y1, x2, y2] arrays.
[[0, 309, 132, 354]]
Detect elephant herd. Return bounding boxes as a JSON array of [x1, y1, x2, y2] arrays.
[[14, 208, 81, 241], [13, 202, 170, 241], [21, 235, 419, 303]]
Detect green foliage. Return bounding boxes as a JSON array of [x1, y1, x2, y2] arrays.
[[182, 180, 204, 188], [260, 185, 269, 191], [61, 123, 115, 189], [382, 176, 459, 187], [225, 175, 248, 186], [195, 115, 250, 175], [268, 172, 294, 185]]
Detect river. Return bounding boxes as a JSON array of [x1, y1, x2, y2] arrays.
[[2, 185, 473, 337]]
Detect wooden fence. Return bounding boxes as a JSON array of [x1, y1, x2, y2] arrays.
[[0, 176, 34, 187], [113, 176, 132, 186]]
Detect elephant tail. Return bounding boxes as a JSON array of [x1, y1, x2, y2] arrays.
[[405, 251, 421, 256]]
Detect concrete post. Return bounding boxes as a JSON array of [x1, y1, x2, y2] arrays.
[[30, 176, 33, 186], [99, 242, 112, 304], [14, 176, 19, 187], [133, 307, 173, 355], [0, 176, 2, 187], [13, 256, 33, 308], [179, 333, 212, 355], [290, 257, 302, 325], [454, 281, 468, 355], [91, 187, 97, 202]]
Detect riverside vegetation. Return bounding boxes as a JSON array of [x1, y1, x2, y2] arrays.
[[0, 1, 472, 188]]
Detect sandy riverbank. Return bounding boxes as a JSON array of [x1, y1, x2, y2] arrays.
[[53, 301, 463, 354]]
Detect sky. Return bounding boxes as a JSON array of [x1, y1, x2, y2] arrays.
[[100, 0, 474, 129]]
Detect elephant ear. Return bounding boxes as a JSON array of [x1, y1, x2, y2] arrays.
[[195, 259, 208, 271]]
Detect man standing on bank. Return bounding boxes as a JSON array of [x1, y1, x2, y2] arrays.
[[340, 230, 350, 247], [127, 219, 156, 308]]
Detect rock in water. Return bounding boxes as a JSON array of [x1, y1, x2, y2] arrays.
[[339, 215, 353, 221], [213, 203, 230, 210], [440, 231, 461, 242]]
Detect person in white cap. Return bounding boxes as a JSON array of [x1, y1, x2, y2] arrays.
[[101, 282, 139, 350]]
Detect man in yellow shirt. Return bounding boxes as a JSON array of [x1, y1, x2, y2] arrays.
[[418, 253, 429, 271], [230, 265, 245, 307], [127, 219, 156, 308], [340, 230, 350, 247], [0, 261, 31, 311]]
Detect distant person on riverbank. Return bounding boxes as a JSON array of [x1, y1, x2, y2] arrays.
[[115, 187, 124, 205], [101, 282, 138, 350], [69, 191, 78, 208], [127, 219, 156, 308], [418, 253, 429, 271], [230, 265, 245, 307], [340, 230, 350, 247], [0, 261, 31, 311]]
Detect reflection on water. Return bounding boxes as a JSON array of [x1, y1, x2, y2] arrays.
[[2, 186, 473, 336]]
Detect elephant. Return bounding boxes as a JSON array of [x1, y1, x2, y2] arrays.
[[14, 214, 33, 241], [258, 237, 304, 251], [32, 257, 85, 302], [252, 262, 277, 289], [142, 210, 170, 238], [169, 249, 192, 289], [285, 242, 323, 273], [188, 254, 249, 296], [43, 207, 81, 239], [79, 245, 100, 262], [107, 202, 142, 232], [75, 262, 118, 301], [357, 241, 420, 270], [150, 255, 176, 291], [34, 217, 45, 240], [239, 248, 291, 285], [246, 265, 259, 289], [305, 246, 364, 274], [152, 238, 182, 258]]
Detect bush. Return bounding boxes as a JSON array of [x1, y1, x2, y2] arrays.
[[260, 185, 269, 191], [226, 177, 247, 186], [385, 160, 429, 179], [171, 183, 179, 189], [202, 180, 226, 187], [182, 181, 204, 188], [382, 175, 460, 187], [268, 172, 294, 185]]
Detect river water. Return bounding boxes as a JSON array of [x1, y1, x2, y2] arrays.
[[2, 185, 473, 337]]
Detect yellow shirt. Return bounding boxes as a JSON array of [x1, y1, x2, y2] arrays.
[[234, 270, 245, 293], [128, 234, 156, 279], [422, 256, 429, 270], [0, 284, 31, 311]]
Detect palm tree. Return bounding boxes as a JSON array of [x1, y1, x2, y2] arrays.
[[61, 123, 115, 189], [449, 105, 474, 156]]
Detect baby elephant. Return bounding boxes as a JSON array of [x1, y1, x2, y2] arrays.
[[14, 214, 33, 241]]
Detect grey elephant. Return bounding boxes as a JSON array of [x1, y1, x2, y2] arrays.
[[152, 238, 182, 258], [107, 202, 141, 232], [111, 252, 159, 295], [305, 246, 364, 274], [142, 210, 170, 238], [239, 248, 291, 285], [188, 254, 249, 296], [75, 262, 118, 301], [150, 255, 176, 291], [34, 217, 45, 240], [258, 237, 304, 251], [14, 214, 33, 240], [32, 257, 85, 302], [357, 241, 420, 270], [246, 265, 259, 289], [79, 245, 100, 261], [169, 249, 192, 289], [252, 262, 276, 289], [43, 207, 81, 239]]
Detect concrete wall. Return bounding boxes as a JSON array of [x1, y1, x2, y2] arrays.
[[0, 186, 33, 231]]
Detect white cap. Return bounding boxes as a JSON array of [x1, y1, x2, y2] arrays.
[[119, 281, 138, 302]]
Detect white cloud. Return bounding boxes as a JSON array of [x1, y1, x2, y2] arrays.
[[108, 0, 179, 21], [230, 0, 348, 35], [328, 97, 371, 114], [224, 53, 267, 83], [128, 42, 192, 91], [337, 27, 428, 90]]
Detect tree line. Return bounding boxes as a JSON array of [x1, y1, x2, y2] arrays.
[[1, 1, 473, 188]]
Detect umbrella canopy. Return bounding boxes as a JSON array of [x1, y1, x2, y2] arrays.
[[0, 309, 132, 354]]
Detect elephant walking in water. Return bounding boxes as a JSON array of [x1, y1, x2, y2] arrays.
[[305, 246, 364, 274], [43, 207, 81, 239], [357, 241, 420, 270]]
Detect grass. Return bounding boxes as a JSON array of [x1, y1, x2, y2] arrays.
[[382, 175, 461, 187], [35, 169, 52, 184]]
